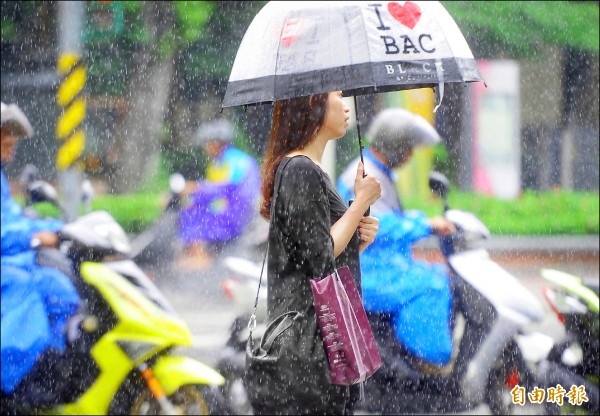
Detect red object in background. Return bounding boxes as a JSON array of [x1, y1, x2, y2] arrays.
[[505, 368, 520, 389], [221, 279, 237, 301]]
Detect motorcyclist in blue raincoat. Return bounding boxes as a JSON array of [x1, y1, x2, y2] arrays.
[[1, 101, 80, 395], [178, 118, 261, 269], [337, 108, 456, 366]]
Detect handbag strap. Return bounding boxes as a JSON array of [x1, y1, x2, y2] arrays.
[[248, 157, 294, 337]]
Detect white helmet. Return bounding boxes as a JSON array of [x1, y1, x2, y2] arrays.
[[368, 108, 440, 167], [195, 118, 235, 146], [1, 101, 34, 138]]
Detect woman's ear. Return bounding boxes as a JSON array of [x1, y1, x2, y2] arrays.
[[309, 95, 314, 109]]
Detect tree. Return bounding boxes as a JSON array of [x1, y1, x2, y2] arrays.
[[161, 1, 266, 180], [106, 1, 214, 193], [441, 1, 599, 58], [84, 1, 264, 192]]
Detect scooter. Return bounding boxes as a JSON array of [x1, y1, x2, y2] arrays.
[[358, 171, 556, 415], [1, 179, 230, 415], [536, 268, 599, 413]]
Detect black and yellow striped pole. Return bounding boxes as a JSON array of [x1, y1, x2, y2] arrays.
[[56, 53, 86, 171], [57, 1, 85, 221]]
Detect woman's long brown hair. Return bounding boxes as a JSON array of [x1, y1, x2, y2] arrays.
[[260, 93, 329, 219]]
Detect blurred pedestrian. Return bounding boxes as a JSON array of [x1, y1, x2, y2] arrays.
[[337, 108, 456, 368], [246, 91, 381, 415], [1, 101, 80, 398], [177, 118, 261, 270]]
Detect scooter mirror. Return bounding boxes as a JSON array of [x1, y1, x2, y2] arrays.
[[19, 164, 40, 188], [27, 180, 59, 206], [169, 173, 186, 194], [429, 171, 450, 199]]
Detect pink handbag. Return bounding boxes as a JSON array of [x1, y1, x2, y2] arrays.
[[310, 265, 382, 385]]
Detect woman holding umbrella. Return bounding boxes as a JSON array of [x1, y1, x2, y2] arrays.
[[248, 91, 381, 415], [225, 2, 483, 414]]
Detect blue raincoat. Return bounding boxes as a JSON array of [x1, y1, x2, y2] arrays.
[[1, 169, 80, 393], [179, 146, 261, 244], [337, 150, 453, 365]]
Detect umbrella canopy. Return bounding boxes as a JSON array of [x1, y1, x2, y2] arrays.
[[223, 0, 483, 108]]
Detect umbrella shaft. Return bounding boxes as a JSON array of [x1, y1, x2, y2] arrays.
[[353, 95, 366, 175], [352, 95, 370, 217]]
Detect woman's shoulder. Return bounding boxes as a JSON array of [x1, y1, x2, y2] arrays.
[[277, 156, 327, 201], [283, 154, 317, 169], [280, 156, 325, 182]]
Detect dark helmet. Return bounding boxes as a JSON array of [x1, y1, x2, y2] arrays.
[[1, 101, 34, 138], [368, 108, 440, 167]]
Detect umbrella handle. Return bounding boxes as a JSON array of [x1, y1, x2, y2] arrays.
[[348, 200, 370, 217], [353, 95, 370, 217]]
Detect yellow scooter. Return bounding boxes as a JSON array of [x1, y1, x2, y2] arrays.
[[4, 206, 228, 414]]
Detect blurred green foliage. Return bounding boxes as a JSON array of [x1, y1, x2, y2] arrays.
[[79, 1, 600, 96], [27, 189, 599, 236], [432, 144, 455, 184], [84, 1, 217, 96], [0, 19, 17, 40], [3, 1, 597, 95], [86, 1, 266, 95], [20, 194, 161, 235], [442, 1, 599, 58], [174, 1, 215, 43], [91, 193, 164, 234], [405, 189, 600, 235]]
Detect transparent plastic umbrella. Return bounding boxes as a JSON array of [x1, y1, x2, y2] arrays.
[[223, 0, 484, 165]]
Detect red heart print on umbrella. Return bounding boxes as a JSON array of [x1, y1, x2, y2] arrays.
[[388, 1, 422, 29]]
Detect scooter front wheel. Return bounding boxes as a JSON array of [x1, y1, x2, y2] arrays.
[[127, 384, 226, 415]]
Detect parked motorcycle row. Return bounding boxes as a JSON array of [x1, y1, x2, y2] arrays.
[[3, 167, 598, 415]]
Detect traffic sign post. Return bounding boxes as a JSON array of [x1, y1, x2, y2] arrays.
[[57, 1, 86, 221]]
